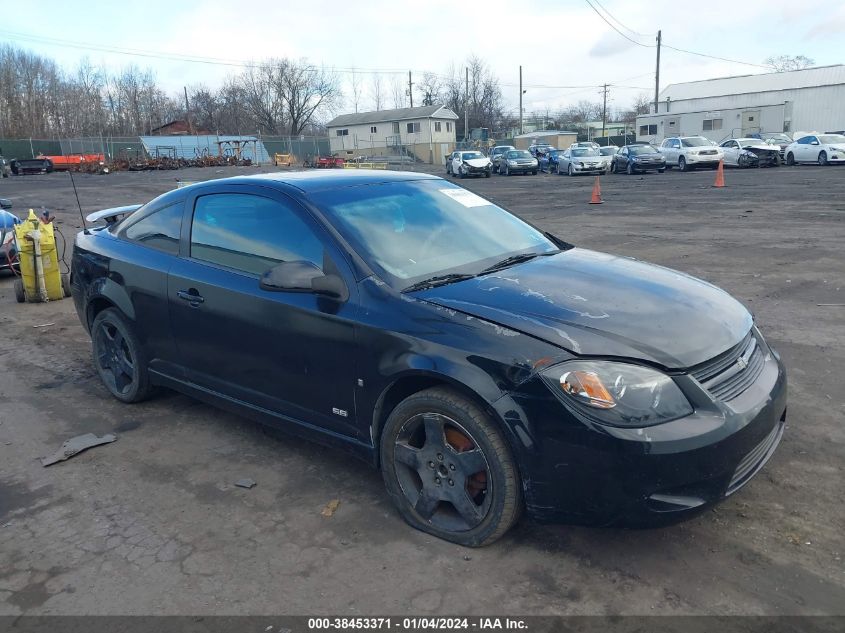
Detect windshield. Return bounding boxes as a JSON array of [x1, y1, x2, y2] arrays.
[[681, 137, 712, 147], [599, 147, 617, 155], [461, 152, 484, 160], [507, 150, 532, 159], [764, 134, 791, 143], [571, 148, 599, 157], [629, 145, 657, 155], [311, 180, 556, 287], [819, 135, 845, 144]]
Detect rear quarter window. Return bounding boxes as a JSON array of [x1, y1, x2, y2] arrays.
[[122, 202, 183, 255]]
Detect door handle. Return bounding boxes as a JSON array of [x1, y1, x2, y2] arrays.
[[177, 289, 204, 305]]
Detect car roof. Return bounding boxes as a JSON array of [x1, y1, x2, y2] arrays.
[[182, 169, 442, 194]]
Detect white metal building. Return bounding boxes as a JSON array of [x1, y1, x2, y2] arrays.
[[636, 65, 845, 143], [326, 105, 458, 164]]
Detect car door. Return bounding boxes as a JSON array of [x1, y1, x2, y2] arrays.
[[112, 199, 186, 377], [721, 140, 738, 165], [167, 185, 360, 437], [660, 139, 676, 165], [795, 136, 813, 162], [617, 147, 628, 170]]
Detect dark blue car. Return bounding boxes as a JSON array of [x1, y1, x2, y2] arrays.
[[71, 170, 787, 546]]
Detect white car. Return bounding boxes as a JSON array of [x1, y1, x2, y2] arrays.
[[660, 136, 724, 171], [719, 138, 780, 168], [450, 150, 492, 178], [783, 133, 845, 166]]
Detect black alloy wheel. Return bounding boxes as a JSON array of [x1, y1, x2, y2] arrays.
[[92, 308, 153, 403], [381, 388, 521, 546]]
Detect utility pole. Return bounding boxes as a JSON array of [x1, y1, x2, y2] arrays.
[[408, 71, 414, 108], [601, 83, 608, 138], [519, 65, 523, 135], [654, 30, 662, 114], [464, 66, 469, 143], [183, 86, 191, 134]]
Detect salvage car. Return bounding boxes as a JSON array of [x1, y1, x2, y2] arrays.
[[660, 136, 723, 171], [10, 157, 54, 175], [719, 138, 780, 168], [783, 133, 845, 166], [756, 133, 792, 159], [489, 145, 515, 173], [450, 151, 492, 178], [538, 149, 565, 173], [499, 149, 538, 175], [72, 170, 787, 546], [610, 144, 666, 174], [556, 147, 608, 175]]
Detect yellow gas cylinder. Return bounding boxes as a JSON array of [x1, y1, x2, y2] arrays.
[[13, 209, 68, 303]]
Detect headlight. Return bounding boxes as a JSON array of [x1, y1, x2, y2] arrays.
[[540, 361, 693, 427]]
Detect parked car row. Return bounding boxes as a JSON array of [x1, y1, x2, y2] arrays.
[[445, 131, 844, 180]]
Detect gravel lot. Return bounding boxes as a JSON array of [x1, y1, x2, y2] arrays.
[[0, 163, 843, 615]]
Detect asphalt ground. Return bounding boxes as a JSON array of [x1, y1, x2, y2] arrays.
[[0, 162, 843, 615]]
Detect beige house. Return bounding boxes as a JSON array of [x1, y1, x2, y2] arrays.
[[326, 105, 459, 164]]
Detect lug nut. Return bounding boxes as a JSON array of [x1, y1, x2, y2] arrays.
[[448, 479, 454, 486], [449, 464, 455, 471], [437, 453, 443, 461], [428, 461, 435, 468], [435, 477, 442, 485]]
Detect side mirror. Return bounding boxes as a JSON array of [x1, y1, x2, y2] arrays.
[[0, 198, 12, 210], [811, 140, 820, 145], [260, 260, 323, 292], [311, 273, 348, 301], [259, 260, 348, 302]]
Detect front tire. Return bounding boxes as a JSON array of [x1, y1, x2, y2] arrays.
[[626, 161, 634, 175], [91, 308, 153, 403], [380, 387, 522, 547], [568, 164, 575, 176], [786, 152, 795, 166], [678, 156, 687, 172], [819, 151, 828, 166]]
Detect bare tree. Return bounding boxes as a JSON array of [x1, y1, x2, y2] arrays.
[[370, 73, 385, 111], [618, 92, 652, 123], [441, 57, 505, 139], [349, 67, 362, 113], [417, 72, 442, 106], [276, 59, 340, 135], [764, 55, 815, 72], [390, 76, 407, 109]]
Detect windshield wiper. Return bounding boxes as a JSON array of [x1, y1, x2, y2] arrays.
[[402, 273, 477, 293], [479, 251, 553, 275]]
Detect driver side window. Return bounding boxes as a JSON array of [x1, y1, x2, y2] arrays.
[[190, 193, 325, 276]]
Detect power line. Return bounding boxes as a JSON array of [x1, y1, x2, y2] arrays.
[[590, 0, 650, 37], [583, 0, 652, 47], [662, 44, 773, 69]]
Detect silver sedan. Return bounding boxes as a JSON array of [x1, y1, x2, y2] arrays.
[[555, 147, 608, 176]]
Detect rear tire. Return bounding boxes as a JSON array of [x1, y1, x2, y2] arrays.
[[61, 273, 71, 298], [380, 387, 522, 547], [91, 308, 154, 403], [14, 278, 25, 303]]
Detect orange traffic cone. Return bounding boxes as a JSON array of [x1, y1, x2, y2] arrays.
[[713, 160, 726, 188], [589, 176, 603, 204]]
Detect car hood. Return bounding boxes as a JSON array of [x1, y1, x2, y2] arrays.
[[740, 143, 778, 152], [464, 158, 491, 167], [417, 248, 752, 369]]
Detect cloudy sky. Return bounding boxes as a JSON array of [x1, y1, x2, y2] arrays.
[[2, 0, 843, 116]]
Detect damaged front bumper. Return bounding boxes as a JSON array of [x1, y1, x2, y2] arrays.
[[494, 346, 787, 527]]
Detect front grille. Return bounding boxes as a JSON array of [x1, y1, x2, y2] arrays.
[[726, 421, 784, 495], [699, 149, 717, 155], [690, 331, 765, 402]]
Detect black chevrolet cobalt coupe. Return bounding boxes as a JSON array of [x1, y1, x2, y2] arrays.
[[71, 171, 786, 546]]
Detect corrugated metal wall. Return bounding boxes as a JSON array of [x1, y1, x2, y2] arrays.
[[138, 135, 271, 162]]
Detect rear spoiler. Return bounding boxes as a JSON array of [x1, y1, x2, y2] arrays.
[[85, 204, 143, 225]]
